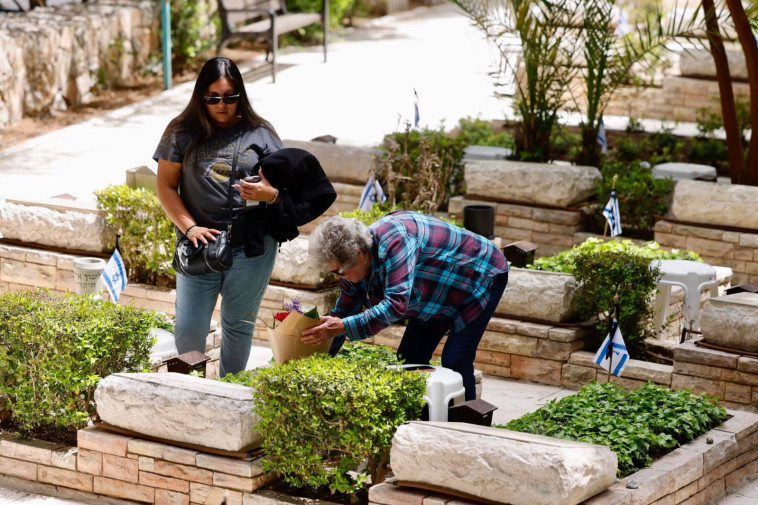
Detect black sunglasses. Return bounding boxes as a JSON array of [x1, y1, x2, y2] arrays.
[[203, 94, 240, 105]]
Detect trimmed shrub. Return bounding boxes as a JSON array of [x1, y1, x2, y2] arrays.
[[222, 354, 426, 496], [95, 184, 175, 286], [502, 381, 727, 477], [0, 289, 169, 435]]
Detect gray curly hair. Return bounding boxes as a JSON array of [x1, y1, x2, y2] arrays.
[[309, 216, 374, 270]]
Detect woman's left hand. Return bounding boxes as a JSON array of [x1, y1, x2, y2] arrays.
[[233, 169, 277, 203], [301, 316, 346, 346]]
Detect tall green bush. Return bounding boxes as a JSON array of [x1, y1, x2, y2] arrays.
[[95, 184, 175, 286], [0, 289, 168, 435], [222, 354, 426, 496]]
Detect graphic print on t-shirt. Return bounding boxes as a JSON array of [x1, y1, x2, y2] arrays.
[[209, 160, 231, 182]]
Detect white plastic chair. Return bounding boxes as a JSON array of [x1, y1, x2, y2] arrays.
[[651, 259, 718, 340]]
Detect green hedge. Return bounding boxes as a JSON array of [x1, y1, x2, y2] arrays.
[[0, 289, 169, 435], [503, 381, 727, 477], [222, 351, 425, 496], [95, 184, 175, 286]]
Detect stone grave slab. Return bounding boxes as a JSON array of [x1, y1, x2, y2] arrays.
[[652, 162, 717, 181], [94, 372, 260, 452], [701, 292, 758, 352], [390, 421, 617, 505], [464, 160, 601, 208]]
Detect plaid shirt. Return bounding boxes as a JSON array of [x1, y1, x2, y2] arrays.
[[331, 211, 508, 341]]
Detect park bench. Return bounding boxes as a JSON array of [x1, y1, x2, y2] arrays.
[[218, 0, 328, 82]]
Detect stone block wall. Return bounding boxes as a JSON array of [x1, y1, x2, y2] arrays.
[[360, 316, 593, 387], [449, 196, 584, 258], [368, 410, 758, 505], [655, 220, 758, 285], [0, 426, 276, 505], [0, 0, 159, 129], [673, 343, 758, 412], [604, 75, 751, 123]]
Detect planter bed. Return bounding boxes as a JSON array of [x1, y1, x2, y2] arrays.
[[369, 409, 758, 505], [1, 410, 756, 505]]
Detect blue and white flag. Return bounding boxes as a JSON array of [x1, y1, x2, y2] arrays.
[[413, 88, 420, 128], [597, 118, 608, 155], [593, 319, 629, 376], [359, 175, 387, 212], [603, 189, 622, 237], [100, 237, 127, 303]]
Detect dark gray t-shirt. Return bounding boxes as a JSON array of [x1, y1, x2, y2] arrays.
[[153, 124, 283, 233]]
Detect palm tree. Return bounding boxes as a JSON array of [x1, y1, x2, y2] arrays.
[[453, 0, 580, 161]]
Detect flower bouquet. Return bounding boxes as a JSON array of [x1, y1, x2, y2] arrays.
[[268, 298, 333, 364]]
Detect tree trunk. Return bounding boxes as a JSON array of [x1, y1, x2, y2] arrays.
[[578, 125, 601, 167], [702, 0, 745, 183], [723, 0, 758, 185]]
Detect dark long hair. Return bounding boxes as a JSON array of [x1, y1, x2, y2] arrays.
[[160, 57, 279, 156]]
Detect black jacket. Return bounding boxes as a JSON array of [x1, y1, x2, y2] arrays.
[[243, 147, 337, 256]]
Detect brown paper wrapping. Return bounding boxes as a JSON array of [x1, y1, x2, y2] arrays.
[[268, 311, 334, 364]]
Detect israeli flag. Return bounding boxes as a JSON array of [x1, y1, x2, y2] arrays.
[[598, 118, 608, 155], [603, 189, 622, 237], [101, 239, 127, 303], [413, 88, 420, 128], [593, 319, 629, 376], [359, 175, 387, 212]]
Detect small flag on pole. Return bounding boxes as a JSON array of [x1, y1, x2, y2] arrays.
[[413, 88, 420, 128], [593, 319, 629, 377], [597, 118, 608, 155], [101, 235, 127, 303], [603, 189, 622, 237], [359, 175, 387, 212]]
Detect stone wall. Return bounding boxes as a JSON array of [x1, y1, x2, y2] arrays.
[[655, 221, 758, 286], [0, 426, 276, 505], [369, 409, 758, 505], [449, 196, 584, 258], [0, 0, 159, 129], [673, 342, 758, 412]]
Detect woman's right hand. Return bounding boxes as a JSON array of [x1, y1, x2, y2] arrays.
[[186, 226, 221, 247]]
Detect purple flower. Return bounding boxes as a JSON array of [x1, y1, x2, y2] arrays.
[[283, 297, 304, 314]]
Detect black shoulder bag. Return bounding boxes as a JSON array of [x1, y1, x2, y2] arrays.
[[172, 134, 241, 276]]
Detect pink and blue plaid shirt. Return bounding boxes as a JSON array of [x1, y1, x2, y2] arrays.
[[331, 211, 508, 340]]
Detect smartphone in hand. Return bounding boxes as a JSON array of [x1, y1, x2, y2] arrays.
[[243, 175, 262, 206]]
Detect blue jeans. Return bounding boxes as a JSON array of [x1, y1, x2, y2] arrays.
[[174, 236, 277, 377], [396, 271, 508, 400]]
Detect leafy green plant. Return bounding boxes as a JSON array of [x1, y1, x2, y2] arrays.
[[0, 289, 169, 436], [377, 125, 466, 213], [502, 381, 727, 477], [573, 248, 660, 348], [95, 184, 175, 286], [339, 203, 395, 226], [334, 341, 401, 367], [530, 238, 699, 351], [163, 0, 218, 72], [591, 160, 674, 239], [530, 237, 700, 274], [453, 116, 515, 151], [222, 354, 426, 496]]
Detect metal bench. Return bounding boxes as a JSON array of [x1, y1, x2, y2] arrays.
[[218, 0, 329, 82]]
